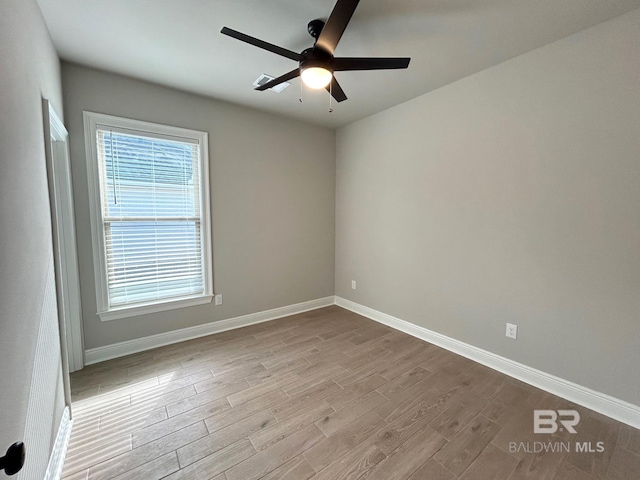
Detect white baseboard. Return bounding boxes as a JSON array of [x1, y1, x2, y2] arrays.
[[335, 296, 640, 430], [85, 296, 335, 365], [44, 406, 72, 480]]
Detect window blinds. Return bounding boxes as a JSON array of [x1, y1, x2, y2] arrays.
[[96, 127, 205, 308]]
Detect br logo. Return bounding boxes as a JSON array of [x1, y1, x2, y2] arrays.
[[534, 410, 580, 434]]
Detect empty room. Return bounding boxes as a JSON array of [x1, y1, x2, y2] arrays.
[[1, 0, 640, 479]]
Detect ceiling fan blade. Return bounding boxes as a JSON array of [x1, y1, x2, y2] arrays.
[[221, 27, 304, 62], [255, 69, 301, 91], [332, 57, 411, 71], [326, 77, 347, 102], [315, 0, 360, 55]]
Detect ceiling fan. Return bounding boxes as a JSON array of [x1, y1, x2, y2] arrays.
[[221, 0, 410, 103]]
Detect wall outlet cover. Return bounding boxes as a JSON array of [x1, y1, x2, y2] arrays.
[[506, 323, 518, 339]]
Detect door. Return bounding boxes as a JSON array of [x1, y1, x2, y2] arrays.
[[44, 99, 85, 373]]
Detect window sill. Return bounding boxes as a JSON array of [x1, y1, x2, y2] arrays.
[[98, 294, 213, 321]]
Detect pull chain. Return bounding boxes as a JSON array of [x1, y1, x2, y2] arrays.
[[299, 79, 303, 103], [328, 80, 333, 113]]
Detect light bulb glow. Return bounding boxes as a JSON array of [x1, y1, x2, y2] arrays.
[[301, 66, 333, 89]]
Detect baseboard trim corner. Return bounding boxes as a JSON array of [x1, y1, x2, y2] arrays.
[[335, 296, 640, 430], [44, 406, 72, 480], [85, 296, 335, 365]]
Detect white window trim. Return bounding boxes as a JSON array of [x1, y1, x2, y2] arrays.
[[83, 111, 213, 321]]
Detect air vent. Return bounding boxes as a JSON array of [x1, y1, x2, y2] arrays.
[[253, 74, 290, 93]]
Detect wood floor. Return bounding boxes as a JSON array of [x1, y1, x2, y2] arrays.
[[64, 306, 640, 480]]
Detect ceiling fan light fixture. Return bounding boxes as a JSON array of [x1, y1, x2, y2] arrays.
[[301, 66, 333, 89]]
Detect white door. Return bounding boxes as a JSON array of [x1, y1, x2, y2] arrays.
[[44, 99, 85, 373]]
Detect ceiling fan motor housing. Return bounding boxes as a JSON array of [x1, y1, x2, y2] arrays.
[[300, 48, 333, 72]]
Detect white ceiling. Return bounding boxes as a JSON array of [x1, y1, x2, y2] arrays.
[[37, 0, 640, 128]]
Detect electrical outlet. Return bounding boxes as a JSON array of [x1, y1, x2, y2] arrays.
[[351, 280, 357, 290], [214, 294, 223, 306], [506, 323, 518, 339]]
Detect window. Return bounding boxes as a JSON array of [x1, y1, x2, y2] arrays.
[[84, 112, 212, 320]]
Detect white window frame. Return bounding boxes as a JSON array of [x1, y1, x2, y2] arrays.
[[83, 111, 213, 321]]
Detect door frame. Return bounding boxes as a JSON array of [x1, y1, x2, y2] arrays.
[[43, 98, 85, 377]]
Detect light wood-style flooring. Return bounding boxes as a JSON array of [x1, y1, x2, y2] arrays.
[[63, 306, 640, 479]]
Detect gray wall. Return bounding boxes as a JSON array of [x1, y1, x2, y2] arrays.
[[336, 9, 640, 405], [62, 63, 336, 349], [0, 0, 66, 476]]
